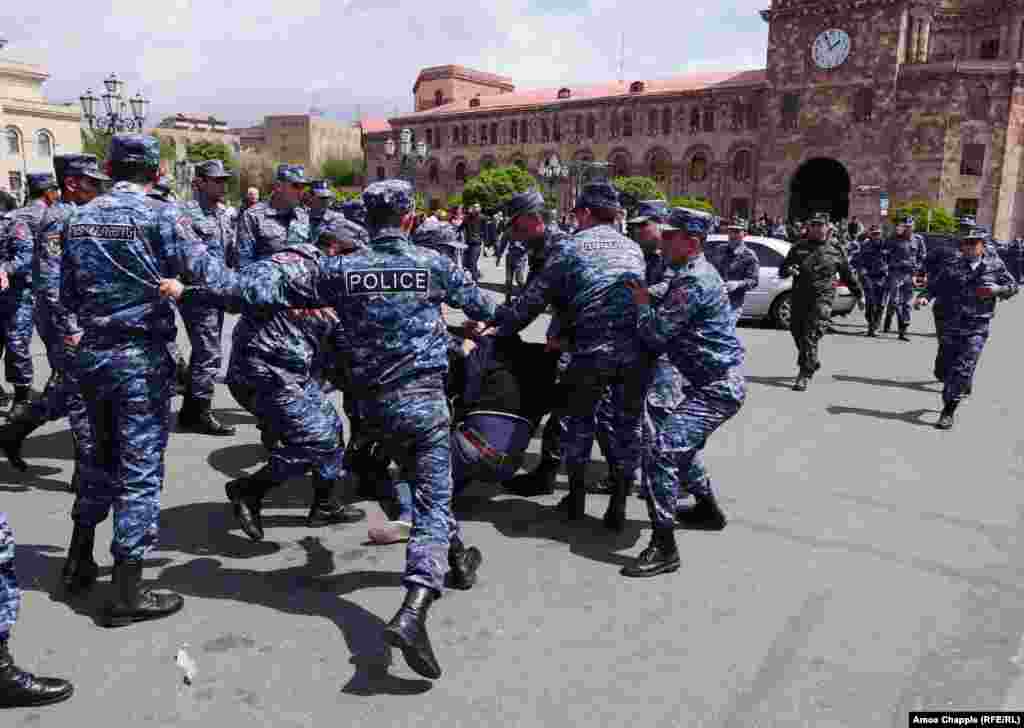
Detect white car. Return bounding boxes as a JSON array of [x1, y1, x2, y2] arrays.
[[705, 234, 857, 329]]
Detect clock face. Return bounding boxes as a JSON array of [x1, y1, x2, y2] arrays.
[[812, 29, 851, 69]]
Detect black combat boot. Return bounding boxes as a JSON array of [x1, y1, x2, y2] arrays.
[[306, 476, 366, 527], [504, 457, 558, 497], [176, 394, 198, 429], [557, 468, 587, 521], [675, 489, 727, 530], [188, 399, 236, 436], [8, 387, 30, 422], [0, 640, 73, 707], [792, 373, 810, 392], [102, 561, 184, 628], [60, 524, 98, 596], [621, 526, 680, 578], [936, 401, 958, 430], [898, 324, 910, 342], [883, 307, 894, 333], [382, 586, 441, 679], [174, 357, 189, 396], [445, 536, 483, 590], [225, 472, 276, 541], [602, 475, 631, 532], [865, 305, 878, 337], [0, 417, 39, 472]]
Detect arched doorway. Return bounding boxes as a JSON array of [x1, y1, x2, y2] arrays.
[[788, 157, 850, 222]]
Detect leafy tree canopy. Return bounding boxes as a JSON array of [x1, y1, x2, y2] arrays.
[[461, 165, 537, 213], [891, 199, 957, 235], [611, 176, 665, 207], [668, 196, 716, 215]]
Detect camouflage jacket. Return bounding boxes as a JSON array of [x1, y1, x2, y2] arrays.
[[779, 238, 862, 300], [926, 253, 1018, 324], [707, 242, 760, 309], [34, 201, 80, 338], [853, 238, 888, 278], [5, 198, 48, 286], [885, 234, 925, 275], [236, 200, 310, 270]]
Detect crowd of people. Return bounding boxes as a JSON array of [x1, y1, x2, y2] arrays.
[[0, 132, 1017, 707]]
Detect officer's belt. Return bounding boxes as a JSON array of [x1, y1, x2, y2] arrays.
[[459, 424, 509, 466]]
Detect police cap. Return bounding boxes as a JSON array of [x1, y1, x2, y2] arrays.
[[319, 216, 369, 247], [58, 154, 110, 182], [660, 207, 713, 236], [194, 159, 232, 179], [504, 189, 545, 220], [363, 179, 414, 216], [573, 181, 622, 212], [276, 164, 310, 184], [309, 179, 334, 198], [627, 200, 669, 225], [109, 134, 161, 168], [26, 173, 58, 194]]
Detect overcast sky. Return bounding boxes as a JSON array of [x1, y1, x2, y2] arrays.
[[2, 0, 769, 127]]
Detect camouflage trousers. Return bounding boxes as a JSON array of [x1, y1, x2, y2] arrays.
[[228, 372, 343, 482], [179, 300, 224, 400], [932, 304, 948, 381], [31, 307, 94, 491], [351, 382, 458, 595], [941, 324, 989, 407], [560, 354, 650, 479], [0, 512, 17, 634], [504, 252, 527, 302], [643, 371, 745, 529], [790, 295, 834, 376], [72, 340, 173, 563], [0, 286, 34, 386], [885, 271, 915, 327]]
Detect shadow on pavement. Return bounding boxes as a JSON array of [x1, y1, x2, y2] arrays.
[[826, 405, 936, 427], [207, 443, 268, 480], [832, 374, 941, 394], [0, 464, 69, 493], [746, 375, 796, 390]]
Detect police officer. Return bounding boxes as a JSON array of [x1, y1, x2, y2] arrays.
[[3, 174, 55, 419], [60, 134, 235, 627], [0, 512, 74, 707], [224, 216, 366, 538], [307, 179, 343, 243], [235, 164, 311, 269], [884, 215, 925, 341], [458, 203, 484, 280], [492, 182, 648, 531], [626, 200, 669, 285], [340, 198, 368, 230], [148, 175, 175, 202], [855, 224, 889, 337], [915, 227, 1018, 429], [0, 156, 107, 490], [622, 208, 746, 576], [707, 217, 760, 321], [218, 180, 495, 680], [494, 224, 528, 303], [177, 159, 236, 436], [779, 212, 863, 391]]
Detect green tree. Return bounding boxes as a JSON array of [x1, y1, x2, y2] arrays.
[[891, 199, 957, 234], [461, 165, 537, 213], [668, 195, 717, 215], [320, 158, 361, 188], [446, 192, 463, 209], [611, 176, 665, 205], [334, 188, 361, 203], [80, 129, 108, 161]]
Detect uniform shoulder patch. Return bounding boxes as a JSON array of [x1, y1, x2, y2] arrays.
[[45, 232, 61, 257], [346, 268, 429, 295]]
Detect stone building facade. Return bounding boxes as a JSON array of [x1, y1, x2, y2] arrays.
[[365, 1, 1024, 239], [0, 44, 81, 201]]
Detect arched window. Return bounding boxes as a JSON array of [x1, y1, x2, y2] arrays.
[[34, 130, 53, 159], [376, 166, 386, 180], [622, 109, 633, 137], [434, 90, 444, 107], [452, 126, 460, 145], [731, 101, 744, 130], [480, 124, 487, 145], [609, 110, 621, 138], [629, 81, 645, 93], [455, 161, 466, 183], [434, 127, 442, 150], [586, 114, 596, 139], [558, 87, 571, 100], [462, 124, 470, 145], [510, 120, 518, 144], [968, 84, 990, 120], [702, 108, 715, 133], [610, 154, 630, 178], [425, 128, 433, 147], [648, 109, 658, 136], [428, 162, 439, 183], [4, 126, 21, 157], [520, 119, 529, 143], [662, 108, 672, 136], [781, 93, 800, 130], [649, 153, 670, 185], [575, 114, 583, 137], [733, 150, 752, 182], [553, 116, 561, 142], [854, 87, 874, 122], [540, 118, 550, 142], [490, 122, 498, 145], [689, 154, 708, 182], [690, 108, 701, 133]]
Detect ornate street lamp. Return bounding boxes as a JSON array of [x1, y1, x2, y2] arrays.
[[384, 127, 430, 189], [540, 155, 569, 211], [81, 73, 149, 136]]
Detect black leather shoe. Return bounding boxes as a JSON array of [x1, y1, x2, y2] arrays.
[[225, 478, 267, 541], [306, 500, 366, 527], [562, 471, 586, 521], [898, 327, 910, 342], [675, 491, 727, 531], [176, 394, 198, 429], [382, 586, 441, 679], [621, 527, 680, 578], [445, 538, 482, 590], [0, 419, 37, 472], [504, 458, 558, 497], [103, 562, 184, 628], [0, 642, 73, 707], [185, 400, 235, 436], [936, 404, 957, 430], [60, 524, 98, 596], [792, 375, 809, 392], [8, 387, 31, 423], [602, 477, 630, 532]]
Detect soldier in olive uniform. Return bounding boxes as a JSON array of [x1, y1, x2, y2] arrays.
[[779, 213, 863, 391]]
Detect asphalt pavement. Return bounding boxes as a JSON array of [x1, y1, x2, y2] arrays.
[[4, 253, 1024, 727]]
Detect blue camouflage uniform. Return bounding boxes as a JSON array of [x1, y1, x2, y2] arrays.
[[495, 231, 528, 302], [884, 220, 925, 330], [235, 165, 311, 270], [924, 242, 958, 379], [926, 233, 1018, 409], [179, 159, 235, 405], [494, 183, 649, 487], [60, 135, 235, 563], [707, 231, 760, 318], [0, 512, 16, 637], [854, 230, 889, 332], [238, 180, 496, 595], [308, 180, 344, 244], [2, 176, 53, 393], [341, 198, 368, 229], [635, 210, 746, 529]]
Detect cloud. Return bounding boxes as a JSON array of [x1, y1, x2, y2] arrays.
[[0, 1, 769, 126]]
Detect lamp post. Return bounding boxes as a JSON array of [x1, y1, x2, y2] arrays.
[[384, 128, 430, 191], [566, 159, 610, 205], [539, 155, 569, 212], [80, 73, 150, 136]]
